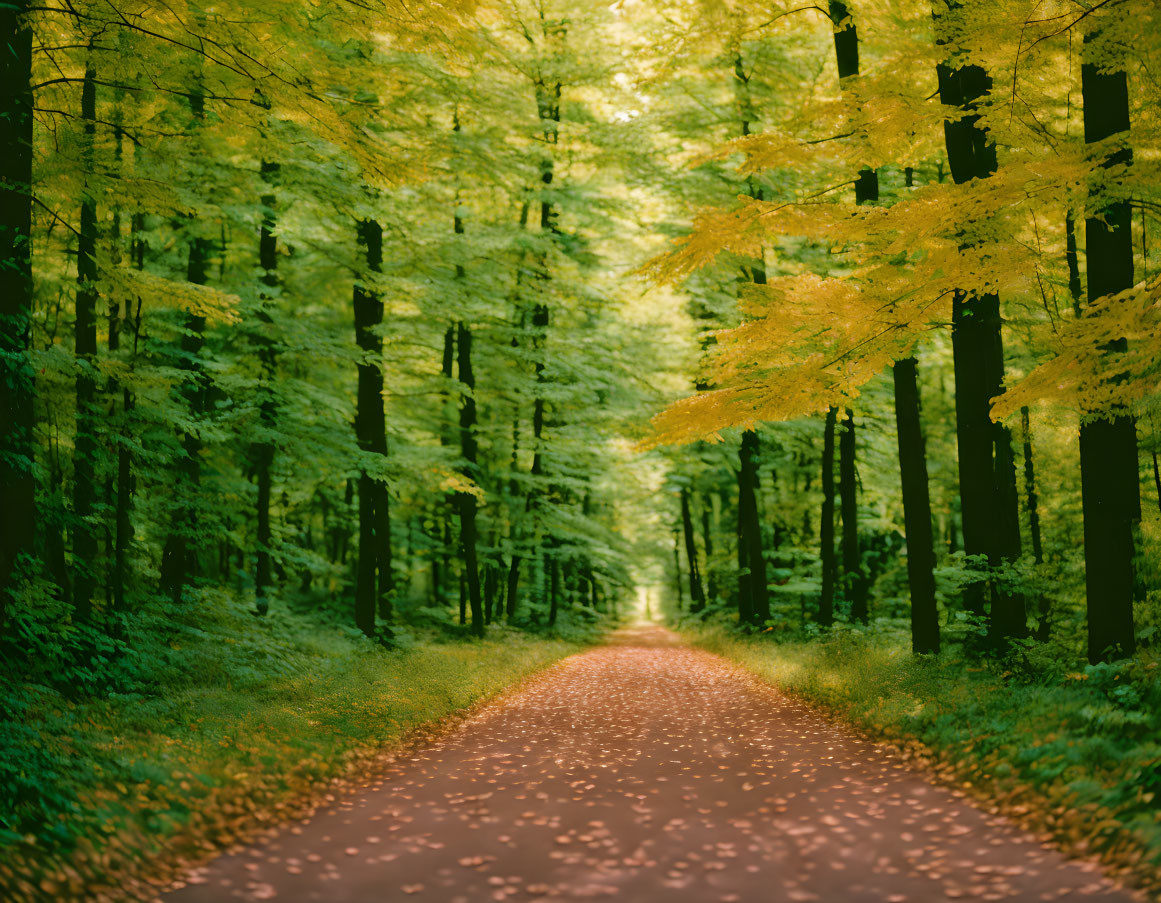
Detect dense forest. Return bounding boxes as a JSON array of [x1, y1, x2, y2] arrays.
[[2, 0, 1160, 899]]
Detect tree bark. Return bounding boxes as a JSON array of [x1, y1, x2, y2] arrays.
[[893, 358, 940, 654], [457, 321, 484, 637], [253, 158, 279, 615], [73, 60, 99, 621], [353, 218, 390, 637], [159, 83, 211, 606], [548, 553, 560, 626], [739, 429, 769, 623], [935, 25, 1025, 639], [0, 0, 36, 630], [1020, 407, 1043, 566], [681, 486, 705, 612], [840, 409, 867, 622], [819, 407, 837, 627], [823, 5, 875, 626], [701, 497, 716, 603], [1079, 38, 1139, 663]]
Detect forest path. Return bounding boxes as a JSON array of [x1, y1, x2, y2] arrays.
[[166, 623, 1137, 903]]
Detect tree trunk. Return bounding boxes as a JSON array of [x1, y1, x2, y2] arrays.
[[681, 486, 705, 612], [819, 407, 837, 627], [730, 50, 770, 627], [352, 218, 390, 637], [840, 409, 866, 622], [506, 554, 521, 621], [0, 0, 36, 630], [108, 136, 141, 614], [1080, 39, 1139, 663], [935, 31, 1025, 639], [739, 429, 769, 623], [828, 0, 878, 206], [673, 533, 683, 610], [1020, 407, 1043, 566], [1022, 406, 1051, 641], [159, 82, 210, 606], [736, 468, 751, 624], [824, 6, 875, 626], [1153, 452, 1161, 516], [434, 324, 455, 605], [893, 358, 940, 654], [701, 497, 716, 604], [73, 60, 99, 621], [254, 158, 279, 616], [548, 554, 560, 627], [457, 322, 484, 637]]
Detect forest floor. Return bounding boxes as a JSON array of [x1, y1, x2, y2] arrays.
[[164, 622, 1140, 903]]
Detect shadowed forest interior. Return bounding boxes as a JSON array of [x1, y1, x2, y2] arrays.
[[1, 0, 1161, 900]]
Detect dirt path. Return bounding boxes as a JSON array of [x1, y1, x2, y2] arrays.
[[166, 624, 1138, 902]]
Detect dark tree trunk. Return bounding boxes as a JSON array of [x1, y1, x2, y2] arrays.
[[254, 158, 279, 616], [158, 236, 210, 604], [819, 407, 837, 627], [1022, 407, 1051, 641], [893, 358, 940, 654], [159, 84, 210, 606], [701, 497, 716, 603], [109, 164, 142, 614], [935, 35, 1025, 639], [823, 5, 876, 626], [457, 322, 484, 637], [0, 0, 36, 629], [506, 554, 520, 621], [828, 0, 878, 205], [434, 324, 455, 605], [1065, 214, 1083, 317], [1020, 408, 1043, 566], [840, 409, 867, 622], [548, 554, 560, 626], [73, 61, 99, 621], [352, 218, 390, 637], [673, 533, 683, 610], [1153, 452, 1161, 516], [736, 469, 751, 624], [1080, 42, 1139, 663], [730, 51, 770, 626], [681, 486, 705, 612], [739, 430, 769, 623]]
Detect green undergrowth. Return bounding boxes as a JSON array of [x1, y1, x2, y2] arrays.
[[676, 616, 1161, 899], [0, 589, 595, 901]]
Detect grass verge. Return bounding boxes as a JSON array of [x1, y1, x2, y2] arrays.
[[1, 591, 591, 901], [675, 617, 1161, 900]]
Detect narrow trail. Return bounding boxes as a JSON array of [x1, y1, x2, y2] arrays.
[[167, 624, 1138, 902]]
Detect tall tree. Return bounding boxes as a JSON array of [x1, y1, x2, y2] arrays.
[[680, 485, 706, 612], [819, 406, 837, 627], [456, 318, 484, 637], [352, 218, 390, 637], [1079, 29, 1139, 663], [72, 58, 99, 620], [934, 3, 1026, 641], [894, 357, 940, 654], [0, 0, 36, 630]]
